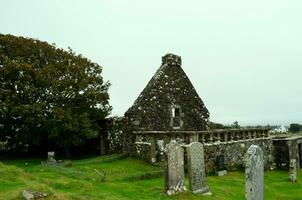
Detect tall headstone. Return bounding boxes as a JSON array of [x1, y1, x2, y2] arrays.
[[289, 158, 297, 182], [164, 140, 186, 195], [187, 142, 211, 194], [245, 145, 264, 200]]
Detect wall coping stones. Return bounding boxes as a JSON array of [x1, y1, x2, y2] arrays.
[[203, 138, 271, 146], [133, 128, 270, 135]]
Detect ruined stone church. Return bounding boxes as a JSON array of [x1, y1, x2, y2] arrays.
[[118, 53, 298, 173]]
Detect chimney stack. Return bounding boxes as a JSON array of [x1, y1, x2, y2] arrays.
[[162, 53, 182, 66]]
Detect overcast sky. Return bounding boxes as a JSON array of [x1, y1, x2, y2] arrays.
[[1, 0, 301, 125]]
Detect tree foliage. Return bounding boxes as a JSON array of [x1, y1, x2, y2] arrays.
[[289, 123, 301, 133], [0, 34, 111, 153]]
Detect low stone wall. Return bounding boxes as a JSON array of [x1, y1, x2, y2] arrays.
[[105, 117, 124, 153], [203, 138, 273, 173], [133, 129, 273, 173], [133, 137, 273, 173]]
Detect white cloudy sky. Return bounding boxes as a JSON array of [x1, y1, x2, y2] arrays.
[[1, 0, 301, 125]]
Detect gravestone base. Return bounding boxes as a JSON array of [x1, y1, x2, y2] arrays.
[[216, 170, 227, 176], [202, 191, 213, 196], [166, 185, 187, 196], [192, 186, 212, 195]]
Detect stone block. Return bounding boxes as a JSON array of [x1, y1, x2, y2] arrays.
[[216, 170, 227, 176]]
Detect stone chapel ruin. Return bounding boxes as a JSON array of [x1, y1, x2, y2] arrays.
[[121, 53, 273, 173]]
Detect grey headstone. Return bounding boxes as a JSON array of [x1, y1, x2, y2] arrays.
[[289, 159, 297, 182], [47, 151, 57, 163], [164, 140, 186, 195], [245, 145, 264, 200], [187, 142, 210, 194]]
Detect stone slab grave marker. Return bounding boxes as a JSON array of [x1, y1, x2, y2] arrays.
[[216, 155, 227, 176], [47, 151, 57, 163], [289, 158, 297, 182], [164, 140, 186, 195], [187, 142, 211, 195], [245, 145, 264, 200]]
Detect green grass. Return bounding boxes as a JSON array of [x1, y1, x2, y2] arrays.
[[0, 154, 302, 200]]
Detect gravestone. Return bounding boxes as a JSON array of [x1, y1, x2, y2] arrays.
[[216, 155, 227, 176], [245, 145, 264, 200], [47, 151, 57, 163], [187, 142, 211, 194], [289, 158, 297, 182], [150, 136, 157, 164], [164, 140, 186, 195], [22, 190, 48, 200]]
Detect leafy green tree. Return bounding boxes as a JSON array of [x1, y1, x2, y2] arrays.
[[289, 123, 301, 133], [208, 121, 226, 130], [0, 34, 111, 154]]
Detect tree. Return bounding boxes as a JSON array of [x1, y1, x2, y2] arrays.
[[289, 123, 301, 133], [208, 121, 226, 130], [0, 34, 111, 155], [232, 121, 240, 128]]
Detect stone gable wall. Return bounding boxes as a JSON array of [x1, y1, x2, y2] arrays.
[[125, 54, 209, 132]]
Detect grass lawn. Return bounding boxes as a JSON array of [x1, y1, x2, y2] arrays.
[[0, 154, 301, 200]]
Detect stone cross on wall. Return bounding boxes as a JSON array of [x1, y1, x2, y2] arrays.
[[245, 145, 264, 200], [164, 140, 186, 195], [289, 158, 297, 182], [187, 142, 210, 194]]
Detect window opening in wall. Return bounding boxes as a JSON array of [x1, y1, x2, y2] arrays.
[[171, 106, 181, 129], [175, 108, 180, 117]]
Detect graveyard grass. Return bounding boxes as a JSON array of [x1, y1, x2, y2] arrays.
[[1, 154, 302, 200]]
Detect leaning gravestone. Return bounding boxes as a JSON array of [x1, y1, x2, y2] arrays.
[[245, 145, 264, 200], [289, 158, 297, 182], [164, 140, 186, 195], [187, 142, 211, 195]]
